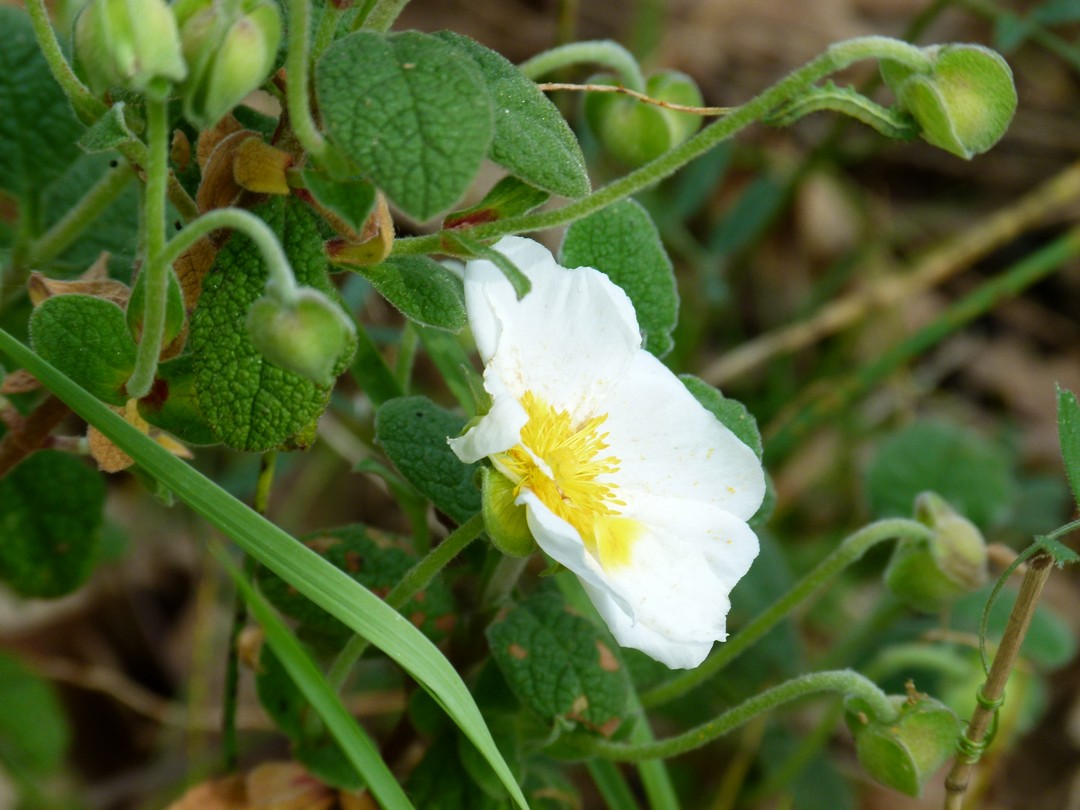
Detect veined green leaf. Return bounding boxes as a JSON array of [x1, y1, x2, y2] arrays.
[[0, 329, 528, 810]]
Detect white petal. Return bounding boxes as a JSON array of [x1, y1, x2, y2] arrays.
[[447, 383, 527, 463], [597, 351, 766, 521], [521, 488, 759, 670], [463, 236, 642, 418]]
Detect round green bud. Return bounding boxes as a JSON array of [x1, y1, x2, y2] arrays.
[[246, 288, 355, 386], [881, 44, 1017, 159], [74, 0, 187, 99], [845, 691, 961, 797], [885, 492, 989, 613], [584, 70, 704, 168], [481, 467, 536, 557], [174, 0, 282, 129]]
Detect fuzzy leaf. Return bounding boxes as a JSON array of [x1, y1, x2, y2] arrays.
[[375, 396, 481, 523], [29, 294, 136, 406], [444, 176, 550, 230], [317, 31, 493, 220], [0, 7, 84, 200], [359, 256, 466, 332], [78, 103, 137, 153], [189, 197, 353, 451], [0, 652, 70, 778], [559, 199, 678, 357], [487, 590, 631, 735], [301, 169, 376, 235], [0, 451, 105, 598], [435, 32, 589, 199]]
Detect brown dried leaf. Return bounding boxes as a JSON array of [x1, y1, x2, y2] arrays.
[[171, 129, 192, 173], [173, 235, 219, 311], [234, 137, 293, 195], [245, 762, 335, 810], [87, 423, 134, 473], [325, 194, 395, 267], [27, 254, 130, 309], [165, 774, 246, 810], [197, 115, 245, 170], [198, 129, 258, 213], [0, 369, 41, 394], [338, 792, 378, 810]]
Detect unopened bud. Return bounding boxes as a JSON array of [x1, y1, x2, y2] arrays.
[[885, 492, 989, 612], [74, 0, 186, 98], [246, 288, 355, 386], [175, 0, 282, 129], [881, 44, 1017, 159], [584, 70, 703, 168], [846, 691, 961, 797]]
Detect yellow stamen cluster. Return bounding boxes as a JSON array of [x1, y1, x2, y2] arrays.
[[497, 391, 641, 569]]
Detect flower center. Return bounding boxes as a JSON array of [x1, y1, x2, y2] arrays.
[[496, 391, 641, 570]]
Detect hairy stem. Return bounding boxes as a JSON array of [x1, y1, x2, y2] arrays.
[[519, 40, 646, 91], [326, 512, 486, 691], [126, 98, 170, 399], [286, 0, 330, 164], [361, 0, 411, 31], [392, 36, 931, 258], [29, 162, 135, 265], [642, 518, 934, 708], [578, 670, 896, 762]]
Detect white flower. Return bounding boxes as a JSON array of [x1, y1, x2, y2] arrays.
[[449, 236, 766, 669]]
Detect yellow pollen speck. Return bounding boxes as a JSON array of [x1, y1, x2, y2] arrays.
[[727, 486, 736, 494], [496, 391, 641, 570]]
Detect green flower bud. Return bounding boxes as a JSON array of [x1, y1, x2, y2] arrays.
[[174, 0, 282, 129], [584, 70, 704, 167], [845, 691, 961, 797], [246, 288, 355, 386], [885, 492, 989, 613], [881, 44, 1017, 159], [481, 467, 536, 557], [73, 0, 186, 98]]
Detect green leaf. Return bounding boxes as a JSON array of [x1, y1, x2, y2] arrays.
[[189, 197, 346, 451], [0, 7, 84, 200], [137, 354, 218, 445], [679, 374, 763, 459], [302, 169, 376, 235], [317, 31, 493, 220], [435, 32, 589, 199], [0, 652, 70, 779], [559, 199, 678, 357], [359, 257, 466, 332], [218, 549, 411, 808], [375, 396, 481, 523], [408, 734, 508, 810], [444, 231, 531, 299], [954, 586, 1077, 670], [1057, 385, 1080, 509], [866, 421, 1016, 529], [444, 175, 549, 230], [29, 294, 136, 406], [78, 102, 138, 153], [256, 525, 455, 646], [488, 590, 632, 735], [0, 329, 527, 809], [415, 325, 483, 416], [0, 450, 104, 598]]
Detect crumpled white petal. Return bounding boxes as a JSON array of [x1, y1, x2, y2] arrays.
[[449, 236, 766, 670]]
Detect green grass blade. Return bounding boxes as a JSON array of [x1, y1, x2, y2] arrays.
[[0, 329, 528, 810], [213, 544, 413, 809]]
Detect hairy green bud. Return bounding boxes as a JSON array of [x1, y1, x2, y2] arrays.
[[246, 288, 355, 386], [480, 467, 536, 557]]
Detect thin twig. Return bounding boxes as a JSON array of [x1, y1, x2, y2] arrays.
[[943, 553, 1055, 809], [536, 82, 732, 115], [0, 395, 71, 478], [703, 159, 1080, 385]]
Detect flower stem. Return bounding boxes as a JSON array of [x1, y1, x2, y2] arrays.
[[391, 36, 931, 258], [286, 0, 330, 166], [28, 161, 135, 265], [24, 0, 107, 124], [641, 518, 934, 708], [576, 670, 897, 762], [325, 512, 486, 691], [126, 98, 171, 399], [518, 40, 646, 91], [360, 0, 411, 31], [160, 207, 298, 300], [944, 552, 1055, 808]]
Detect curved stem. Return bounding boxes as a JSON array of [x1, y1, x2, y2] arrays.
[[126, 98, 171, 399], [361, 0, 410, 32], [392, 36, 932, 258], [326, 512, 486, 691], [575, 670, 896, 762], [160, 207, 298, 300], [642, 518, 935, 708], [519, 40, 646, 91], [25, 0, 107, 124], [29, 162, 135, 265], [286, 0, 330, 165]]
